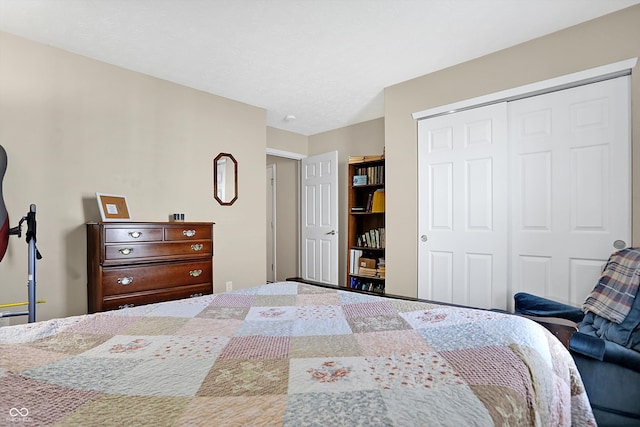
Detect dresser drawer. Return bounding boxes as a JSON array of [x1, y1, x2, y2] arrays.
[[164, 225, 212, 241], [105, 241, 212, 262], [102, 260, 212, 296], [105, 227, 164, 243], [101, 283, 213, 311]]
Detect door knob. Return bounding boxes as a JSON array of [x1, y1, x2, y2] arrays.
[[325, 230, 337, 235], [420, 235, 428, 242], [613, 240, 626, 249]]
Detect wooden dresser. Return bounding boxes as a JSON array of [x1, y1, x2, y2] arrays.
[[86, 221, 214, 313]]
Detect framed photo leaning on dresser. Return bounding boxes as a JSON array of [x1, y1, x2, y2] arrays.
[[96, 192, 131, 222]]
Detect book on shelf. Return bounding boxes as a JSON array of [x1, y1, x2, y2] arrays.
[[353, 165, 384, 186], [349, 276, 384, 294], [353, 175, 367, 186], [350, 254, 384, 280], [357, 227, 385, 249], [349, 249, 363, 275], [358, 267, 378, 277], [365, 232, 372, 247], [366, 192, 374, 212], [371, 189, 385, 212]]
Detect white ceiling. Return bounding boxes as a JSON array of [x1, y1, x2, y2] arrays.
[[1, 0, 638, 136]]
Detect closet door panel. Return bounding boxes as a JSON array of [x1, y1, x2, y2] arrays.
[[418, 102, 508, 309], [520, 151, 552, 231], [509, 76, 630, 306], [571, 145, 608, 230]]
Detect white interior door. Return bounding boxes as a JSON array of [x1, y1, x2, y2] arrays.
[[509, 76, 631, 306], [301, 151, 339, 284], [418, 103, 508, 308]]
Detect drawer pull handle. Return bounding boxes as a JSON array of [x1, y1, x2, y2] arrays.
[[118, 248, 134, 255], [190, 293, 203, 298], [183, 229, 196, 237], [189, 269, 203, 277], [191, 244, 203, 251], [117, 277, 134, 286], [118, 304, 135, 309], [128, 231, 143, 238]]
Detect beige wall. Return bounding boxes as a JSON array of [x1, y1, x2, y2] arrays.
[[0, 31, 267, 323], [384, 5, 640, 298], [266, 127, 307, 157], [308, 118, 385, 284]]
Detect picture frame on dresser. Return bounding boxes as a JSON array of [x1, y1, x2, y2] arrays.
[[96, 192, 132, 222]]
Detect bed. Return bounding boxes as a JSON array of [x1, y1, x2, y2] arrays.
[[0, 281, 595, 426]]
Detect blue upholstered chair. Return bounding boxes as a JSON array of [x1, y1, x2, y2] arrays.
[[514, 291, 640, 426]]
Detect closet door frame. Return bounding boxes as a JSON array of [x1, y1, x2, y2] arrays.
[[413, 58, 636, 122], [414, 58, 636, 310]]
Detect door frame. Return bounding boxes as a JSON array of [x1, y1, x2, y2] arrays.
[[266, 148, 305, 280], [266, 163, 277, 282], [413, 58, 636, 122]]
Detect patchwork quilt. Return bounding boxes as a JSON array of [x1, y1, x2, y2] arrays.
[[0, 282, 595, 426]]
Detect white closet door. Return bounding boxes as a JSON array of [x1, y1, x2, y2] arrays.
[[418, 103, 508, 309], [509, 76, 631, 306]]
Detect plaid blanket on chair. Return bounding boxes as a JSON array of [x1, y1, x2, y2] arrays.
[[582, 248, 640, 324]]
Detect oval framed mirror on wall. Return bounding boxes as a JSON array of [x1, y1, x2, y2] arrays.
[[213, 153, 238, 206]]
